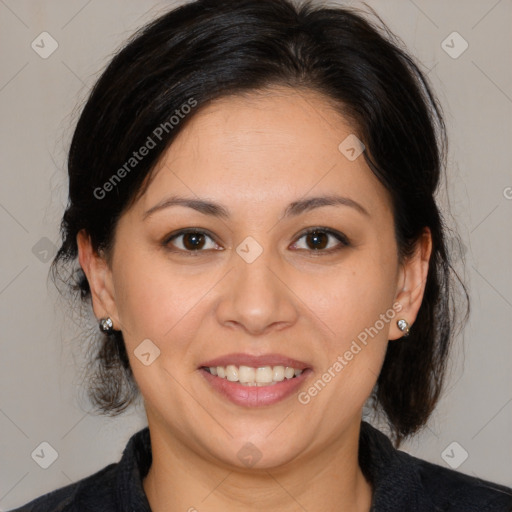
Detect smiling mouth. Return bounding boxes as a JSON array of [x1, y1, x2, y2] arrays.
[[201, 364, 305, 386]]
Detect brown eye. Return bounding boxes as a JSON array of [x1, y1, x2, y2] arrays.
[[181, 232, 206, 250], [292, 228, 350, 254], [164, 229, 219, 253], [305, 231, 329, 250]]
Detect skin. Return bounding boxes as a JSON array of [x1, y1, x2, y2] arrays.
[[78, 86, 432, 512]]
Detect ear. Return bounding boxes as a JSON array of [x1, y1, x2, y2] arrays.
[[76, 230, 120, 329], [389, 227, 432, 340]]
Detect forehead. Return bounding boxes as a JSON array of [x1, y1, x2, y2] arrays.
[[137, 87, 393, 220]]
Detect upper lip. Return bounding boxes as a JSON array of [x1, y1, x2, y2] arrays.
[[199, 353, 311, 370]]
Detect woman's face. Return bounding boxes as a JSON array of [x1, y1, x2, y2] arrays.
[[84, 87, 427, 469]]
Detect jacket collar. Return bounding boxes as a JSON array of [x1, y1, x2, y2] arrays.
[[113, 420, 435, 511], [359, 421, 435, 511]]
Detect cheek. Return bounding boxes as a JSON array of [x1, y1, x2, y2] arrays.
[[306, 256, 398, 344], [298, 249, 397, 404], [110, 253, 213, 418], [111, 250, 210, 345], [298, 271, 394, 430]]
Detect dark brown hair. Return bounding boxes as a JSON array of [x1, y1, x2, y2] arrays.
[[52, 0, 469, 446]]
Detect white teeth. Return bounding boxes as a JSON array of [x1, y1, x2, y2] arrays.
[[225, 365, 238, 382], [284, 366, 295, 379], [273, 366, 285, 382], [238, 365, 255, 383], [255, 366, 273, 383], [238, 381, 277, 387], [205, 364, 304, 384]]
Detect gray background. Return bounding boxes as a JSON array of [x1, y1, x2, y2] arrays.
[[1, 0, 511, 508]]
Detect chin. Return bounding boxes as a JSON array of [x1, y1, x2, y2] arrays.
[[204, 433, 307, 471]]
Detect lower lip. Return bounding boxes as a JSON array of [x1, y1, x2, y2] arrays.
[[199, 368, 312, 407]]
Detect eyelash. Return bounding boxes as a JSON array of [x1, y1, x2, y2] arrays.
[[162, 227, 350, 256]]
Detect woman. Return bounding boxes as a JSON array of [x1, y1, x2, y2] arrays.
[[10, 0, 512, 510]]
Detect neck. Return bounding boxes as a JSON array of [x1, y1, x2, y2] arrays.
[[142, 418, 373, 512]]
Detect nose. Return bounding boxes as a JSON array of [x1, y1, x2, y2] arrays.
[[215, 241, 299, 336]]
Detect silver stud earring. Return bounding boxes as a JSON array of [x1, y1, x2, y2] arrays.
[[99, 317, 114, 334], [397, 319, 410, 337]]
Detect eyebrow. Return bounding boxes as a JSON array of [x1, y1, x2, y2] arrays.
[[143, 194, 370, 220]]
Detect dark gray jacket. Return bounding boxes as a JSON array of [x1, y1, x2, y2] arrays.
[[9, 421, 512, 511]]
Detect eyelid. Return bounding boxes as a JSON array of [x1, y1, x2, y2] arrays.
[[291, 227, 350, 253], [163, 228, 221, 254], [162, 226, 350, 255]]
